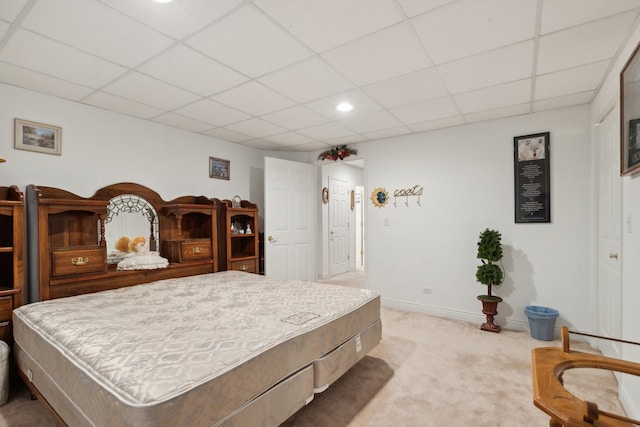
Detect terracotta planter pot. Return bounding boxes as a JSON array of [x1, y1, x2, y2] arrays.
[[477, 295, 503, 333]]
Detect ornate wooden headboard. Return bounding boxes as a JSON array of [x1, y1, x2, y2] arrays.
[[27, 182, 219, 301]]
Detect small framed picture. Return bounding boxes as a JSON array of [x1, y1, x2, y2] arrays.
[[209, 157, 230, 180], [14, 119, 62, 155]]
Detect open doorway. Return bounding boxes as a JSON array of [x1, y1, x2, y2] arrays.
[[320, 159, 365, 283]]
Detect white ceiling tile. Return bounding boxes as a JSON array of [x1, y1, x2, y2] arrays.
[[213, 81, 295, 116], [138, 45, 248, 96], [204, 128, 253, 143], [533, 91, 595, 112], [286, 142, 332, 151], [175, 99, 250, 127], [362, 67, 449, 108], [0, 62, 94, 101], [253, 0, 404, 52], [103, 72, 200, 110], [535, 61, 610, 100], [186, 5, 312, 78], [397, 0, 455, 18], [22, 0, 172, 67], [342, 110, 403, 133], [263, 132, 315, 146], [408, 115, 465, 133], [322, 23, 432, 86], [83, 91, 164, 119], [0, 21, 9, 39], [0, 0, 28, 22], [454, 79, 532, 114], [101, 0, 244, 39], [398, 0, 456, 18], [464, 103, 530, 123], [390, 96, 459, 124], [297, 122, 358, 140], [540, 0, 640, 34], [225, 118, 287, 138], [304, 90, 383, 121], [297, 141, 332, 151], [261, 105, 328, 130], [259, 57, 355, 103], [362, 125, 413, 140], [438, 41, 534, 94], [325, 135, 367, 145], [239, 139, 285, 150], [412, 0, 537, 64], [0, 29, 127, 87], [152, 113, 213, 133], [538, 13, 637, 74]]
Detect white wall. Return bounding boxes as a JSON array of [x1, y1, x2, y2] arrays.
[[0, 83, 265, 209], [358, 106, 593, 333], [592, 21, 640, 420]]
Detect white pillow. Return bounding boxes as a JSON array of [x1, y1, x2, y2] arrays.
[[117, 252, 169, 271]]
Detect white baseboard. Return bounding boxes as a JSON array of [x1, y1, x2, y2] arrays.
[[381, 297, 537, 334]]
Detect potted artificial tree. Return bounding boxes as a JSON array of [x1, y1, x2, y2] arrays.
[[475, 228, 504, 332]]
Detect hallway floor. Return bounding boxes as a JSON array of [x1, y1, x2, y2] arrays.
[[317, 269, 365, 288]]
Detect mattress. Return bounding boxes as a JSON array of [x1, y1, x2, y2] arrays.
[[13, 271, 380, 426]]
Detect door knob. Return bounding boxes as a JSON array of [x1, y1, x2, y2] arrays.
[[609, 253, 618, 259], [268, 235, 276, 242]]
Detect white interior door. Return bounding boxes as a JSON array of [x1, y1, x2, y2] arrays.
[[264, 157, 315, 281], [597, 106, 622, 359], [328, 176, 349, 276], [355, 185, 364, 268]]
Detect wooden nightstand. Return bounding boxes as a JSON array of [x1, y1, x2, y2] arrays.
[[0, 288, 20, 343]]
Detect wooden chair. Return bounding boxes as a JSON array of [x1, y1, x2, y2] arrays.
[[532, 326, 640, 426]]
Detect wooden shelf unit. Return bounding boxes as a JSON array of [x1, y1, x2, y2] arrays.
[[216, 199, 259, 274], [29, 183, 218, 301], [162, 203, 218, 264], [0, 186, 24, 310], [0, 288, 21, 343]]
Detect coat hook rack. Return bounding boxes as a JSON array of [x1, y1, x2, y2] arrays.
[[393, 185, 423, 207]]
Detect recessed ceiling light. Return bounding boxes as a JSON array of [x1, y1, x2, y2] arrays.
[[336, 102, 353, 112], [153, 0, 173, 3]]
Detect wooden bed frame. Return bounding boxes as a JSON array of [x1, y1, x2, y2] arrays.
[[532, 326, 640, 426], [16, 182, 381, 426]]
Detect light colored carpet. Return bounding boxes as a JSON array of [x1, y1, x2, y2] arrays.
[[0, 272, 625, 426], [284, 307, 624, 426], [317, 269, 365, 289]]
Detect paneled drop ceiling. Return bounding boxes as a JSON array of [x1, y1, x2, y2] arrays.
[[0, 0, 639, 151]]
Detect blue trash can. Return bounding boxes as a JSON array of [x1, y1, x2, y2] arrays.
[[524, 306, 559, 341]]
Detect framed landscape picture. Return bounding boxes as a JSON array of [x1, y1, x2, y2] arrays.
[[14, 118, 62, 155], [209, 157, 230, 180]]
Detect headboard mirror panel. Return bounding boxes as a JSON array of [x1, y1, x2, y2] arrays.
[[105, 194, 159, 264]]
